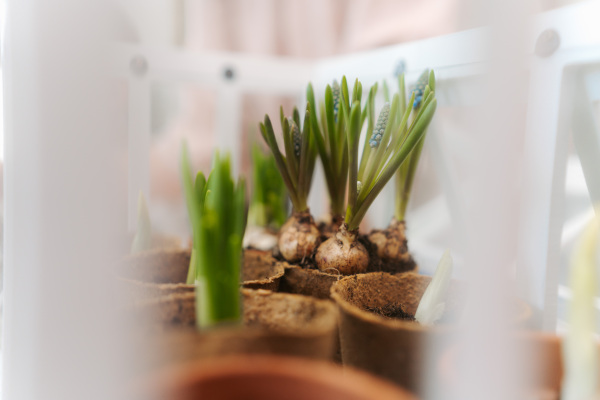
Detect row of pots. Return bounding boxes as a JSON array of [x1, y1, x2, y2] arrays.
[[118, 247, 573, 398]]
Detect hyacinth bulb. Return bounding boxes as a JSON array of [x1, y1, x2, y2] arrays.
[[369, 102, 390, 148]]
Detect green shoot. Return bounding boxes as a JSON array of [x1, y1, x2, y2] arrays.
[[415, 249, 453, 325], [248, 143, 288, 229], [395, 70, 435, 221], [561, 212, 599, 400], [347, 72, 437, 230], [130, 191, 153, 254], [307, 79, 358, 217], [181, 143, 247, 329], [259, 103, 317, 213]]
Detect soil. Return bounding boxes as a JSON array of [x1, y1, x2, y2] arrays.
[[365, 304, 416, 322], [128, 289, 340, 364]]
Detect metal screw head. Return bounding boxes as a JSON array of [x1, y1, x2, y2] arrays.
[[535, 29, 560, 58], [223, 67, 235, 81], [130, 55, 148, 76]]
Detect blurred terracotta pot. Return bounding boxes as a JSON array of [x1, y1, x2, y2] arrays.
[[132, 355, 417, 400], [331, 272, 531, 394], [117, 248, 284, 302], [131, 289, 339, 367]]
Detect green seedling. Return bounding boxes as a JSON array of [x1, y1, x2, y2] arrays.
[[259, 103, 320, 263], [561, 213, 599, 400], [315, 74, 437, 275], [369, 70, 436, 267], [415, 249, 453, 325], [248, 143, 288, 229], [181, 144, 247, 329]]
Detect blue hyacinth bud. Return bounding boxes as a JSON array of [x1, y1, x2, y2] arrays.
[[369, 103, 390, 148], [332, 80, 340, 122], [412, 70, 429, 109], [289, 118, 301, 157]]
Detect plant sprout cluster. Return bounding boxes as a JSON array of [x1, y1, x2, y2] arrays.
[[261, 71, 437, 274], [248, 143, 288, 230], [177, 70, 438, 328], [181, 145, 247, 329]]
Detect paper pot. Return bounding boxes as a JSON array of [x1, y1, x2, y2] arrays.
[[117, 248, 284, 302], [131, 289, 339, 367], [331, 272, 532, 394]]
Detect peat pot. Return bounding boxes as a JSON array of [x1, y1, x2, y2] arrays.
[[130, 289, 339, 368], [117, 248, 284, 303], [331, 272, 531, 394]]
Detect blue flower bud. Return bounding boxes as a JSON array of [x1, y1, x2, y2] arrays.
[[289, 118, 301, 157], [412, 70, 430, 109], [332, 80, 340, 122], [369, 103, 390, 148]]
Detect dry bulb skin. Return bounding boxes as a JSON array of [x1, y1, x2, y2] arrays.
[[278, 210, 321, 263], [315, 223, 369, 275], [368, 218, 411, 263]]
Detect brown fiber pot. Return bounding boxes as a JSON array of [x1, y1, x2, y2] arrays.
[[132, 355, 416, 400], [331, 272, 532, 394], [130, 289, 339, 367], [279, 237, 418, 300], [331, 272, 465, 394], [117, 248, 285, 302]]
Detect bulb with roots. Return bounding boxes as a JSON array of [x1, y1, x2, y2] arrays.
[[315, 223, 369, 275], [278, 210, 321, 263], [367, 218, 412, 263]]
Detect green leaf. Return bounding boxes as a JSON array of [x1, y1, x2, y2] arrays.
[[259, 118, 301, 210], [351, 99, 437, 229], [345, 100, 363, 223]]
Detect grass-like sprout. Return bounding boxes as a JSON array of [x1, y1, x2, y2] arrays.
[[369, 70, 436, 267], [259, 103, 320, 263], [561, 213, 599, 400], [248, 143, 288, 230], [307, 79, 351, 229], [130, 191, 152, 254], [396, 69, 432, 221], [315, 74, 437, 275], [415, 249, 453, 325], [181, 144, 247, 329]]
